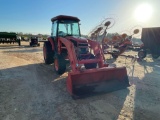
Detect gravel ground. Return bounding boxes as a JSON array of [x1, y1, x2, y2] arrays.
[[0, 42, 160, 120]]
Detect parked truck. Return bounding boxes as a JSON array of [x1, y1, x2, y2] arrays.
[[0, 32, 21, 46]]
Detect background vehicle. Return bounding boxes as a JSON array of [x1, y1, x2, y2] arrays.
[[138, 27, 160, 59], [0, 32, 21, 46], [43, 15, 130, 98], [30, 37, 40, 47]]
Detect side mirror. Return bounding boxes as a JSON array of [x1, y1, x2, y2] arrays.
[[133, 29, 139, 34], [104, 21, 111, 27]]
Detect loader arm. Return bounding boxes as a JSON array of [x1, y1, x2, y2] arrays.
[[88, 39, 106, 67], [58, 37, 79, 72]]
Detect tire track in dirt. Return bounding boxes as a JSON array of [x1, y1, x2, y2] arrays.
[[1, 43, 160, 120], [0, 51, 130, 120]]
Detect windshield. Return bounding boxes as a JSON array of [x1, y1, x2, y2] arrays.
[[58, 20, 80, 37]]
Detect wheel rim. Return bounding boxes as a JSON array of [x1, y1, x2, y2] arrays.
[[54, 59, 59, 71], [43, 46, 46, 60]]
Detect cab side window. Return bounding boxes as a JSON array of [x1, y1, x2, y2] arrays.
[[51, 21, 57, 37]]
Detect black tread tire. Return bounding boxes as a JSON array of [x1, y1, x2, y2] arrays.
[[43, 41, 54, 64], [30, 42, 32, 46], [138, 49, 147, 59], [54, 54, 66, 75], [152, 54, 159, 59], [84, 54, 97, 69], [112, 54, 118, 59], [18, 40, 21, 46]]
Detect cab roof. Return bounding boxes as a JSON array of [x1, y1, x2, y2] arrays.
[[51, 15, 80, 22]]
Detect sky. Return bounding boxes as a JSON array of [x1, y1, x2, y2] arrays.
[[0, 0, 160, 35]]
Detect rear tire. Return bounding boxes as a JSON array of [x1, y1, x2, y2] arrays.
[[43, 41, 54, 64], [84, 54, 97, 69], [138, 49, 146, 59], [54, 54, 66, 75]]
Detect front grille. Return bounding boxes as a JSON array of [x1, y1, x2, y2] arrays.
[[78, 43, 88, 46]]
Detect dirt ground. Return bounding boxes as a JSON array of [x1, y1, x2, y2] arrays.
[[0, 41, 160, 120]]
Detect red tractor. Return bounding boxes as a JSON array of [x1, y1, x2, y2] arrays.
[[43, 15, 130, 98]]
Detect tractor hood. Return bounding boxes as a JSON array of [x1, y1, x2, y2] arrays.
[[65, 36, 88, 43]]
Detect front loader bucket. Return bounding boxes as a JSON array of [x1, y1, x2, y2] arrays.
[[67, 67, 130, 98]]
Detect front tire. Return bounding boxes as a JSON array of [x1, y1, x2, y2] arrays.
[[43, 41, 54, 64], [54, 54, 66, 75], [84, 54, 97, 69]]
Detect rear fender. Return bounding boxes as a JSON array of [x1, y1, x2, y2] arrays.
[[48, 37, 55, 51]]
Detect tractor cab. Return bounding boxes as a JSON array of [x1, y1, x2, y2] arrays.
[[51, 15, 81, 38], [49, 15, 89, 59]]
